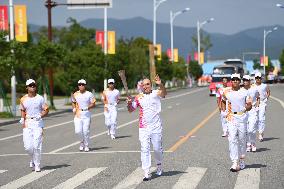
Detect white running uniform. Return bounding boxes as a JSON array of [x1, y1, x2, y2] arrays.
[[242, 86, 259, 145], [101, 89, 120, 136], [20, 94, 48, 167], [255, 83, 268, 133], [224, 89, 250, 162], [72, 91, 96, 148], [129, 90, 163, 173]]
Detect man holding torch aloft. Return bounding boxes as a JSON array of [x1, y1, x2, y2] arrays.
[[126, 75, 167, 181]]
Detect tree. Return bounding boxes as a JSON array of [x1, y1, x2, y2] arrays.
[[279, 49, 284, 75], [253, 58, 274, 74], [192, 30, 213, 52], [188, 61, 203, 80]]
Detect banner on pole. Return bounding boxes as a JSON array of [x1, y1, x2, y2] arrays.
[[167, 49, 172, 60], [194, 52, 198, 61], [199, 52, 204, 64], [155, 44, 162, 60], [96, 30, 104, 49], [107, 31, 115, 54], [174, 48, 178, 62], [14, 5, 27, 42], [260, 56, 268, 66], [0, 6, 8, 31], [187, 54, 191, 64]]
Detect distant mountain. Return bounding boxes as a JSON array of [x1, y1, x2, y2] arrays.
[[29, 17, 284, 60]]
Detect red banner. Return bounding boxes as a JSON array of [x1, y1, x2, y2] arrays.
[[0, 6, 8, 31], [167, 49, 172, 60], [187, 54, 191, 64], [96, 31, 104, 48], [194, 52, 198, 61]]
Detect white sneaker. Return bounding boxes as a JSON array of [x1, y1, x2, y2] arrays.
[[34, 166, 41, 172], [246, 145, 251, 152], [230, 161, 240, 172], [111, 135, 116, 140], [251, 144, 257, 152], [156, 165, 163, 176], [79, 146, 84, 151], [143, 171, 151, 181], [29, 160, 34, 168], [222, 132, 228, 137], [239, 159, 245, 170], [84, 146, 89, 152]]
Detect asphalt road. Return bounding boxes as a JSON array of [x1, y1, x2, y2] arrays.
[[0, 85, 283, 189]]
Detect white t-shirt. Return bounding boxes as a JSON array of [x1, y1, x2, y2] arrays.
[[241, 86, 259, 105], [20, 94, 48, 119], [101, 89, 120, 106], [225, 89, 250, 113], [72, 91, 96, 118], [131, 90, 162, 133], [255, 83, 268, 101]]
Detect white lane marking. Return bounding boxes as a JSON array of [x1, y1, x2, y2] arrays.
[[113, 167, 155, 189], [172, 167, 207, 189], [0, 150, 172, 157], [234, 168, 260, 189], [270, 95, 284, 109], [168, 106, 173, 109], [0, 88, 204, 142], [0, 169, 55, 189], [52, 167, 106, 189], [0, 108, 121, 142], [49, 119, 139, 153], [0, 170, 7, 174]]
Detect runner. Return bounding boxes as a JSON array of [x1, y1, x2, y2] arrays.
[[19, 79, 49, 172], [72, 79, 96, 152], [254, 72, 270, 142], [127, 75, 167, 181], [222, 74, 252, 172], [101, 79, 120, 140]]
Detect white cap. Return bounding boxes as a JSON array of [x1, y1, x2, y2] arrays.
[[242, 75, 251, 80], [231, 73, 241, 79], [26, 79, 36, 86], [78, 79, 86, 84], [255, 72, 262, 78], [108, 79, 115, 84]]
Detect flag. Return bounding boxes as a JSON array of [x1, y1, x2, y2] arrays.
[[260, 56, 268, 66], [199, 52, 204, 64], [155, 44, 162, 60], [107, 31, 115, 54], [187, 54, 191, 64], [174, 48, 178, 62], [14, 5, 27, 42], [194, 52, 198, 61], [96, 31, 104, 48], [167, 49, 172, 60], [0, 6, 8, 31]]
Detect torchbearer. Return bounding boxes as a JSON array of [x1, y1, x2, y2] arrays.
[[222, 74, 252, 172], [126, 75, 167, 181], [19, 79, 49, 172]]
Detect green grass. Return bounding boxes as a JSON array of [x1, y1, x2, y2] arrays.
[[0, 112, 14, 118]]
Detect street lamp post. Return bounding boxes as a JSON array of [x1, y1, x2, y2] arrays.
[[197, 18, 214, 65], [170, 7, 190, 62], [263, 27, 278, 76], [276, 3, 284, 8], [153, 0, 167, 46]]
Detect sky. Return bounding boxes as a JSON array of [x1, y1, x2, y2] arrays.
[[3, 0, 284, 34]]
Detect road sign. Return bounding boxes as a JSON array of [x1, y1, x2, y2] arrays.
[[67, 0, 112, 9]]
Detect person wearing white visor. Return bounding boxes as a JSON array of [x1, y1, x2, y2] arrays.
[[254, 72, 270, 142], [222, 73, 252, 172], [101, 79, 120, 139], [19, 79, 49, 172], [242, 75, 260, 152], [71, 79, 96, 152]]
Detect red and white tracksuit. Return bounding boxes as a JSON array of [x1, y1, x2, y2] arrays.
[[129, 90, 163, 173]]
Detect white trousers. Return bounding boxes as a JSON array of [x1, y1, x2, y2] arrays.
[[104, 106, 117, 135], [139, 129, 163, 172], [247, 107, 258, 145], [258, 102, 267, 133], [74, 117, 91, 147], [220, 111, 228, 133], [23, 120, 43, 167], [227, 116, 247, 162]]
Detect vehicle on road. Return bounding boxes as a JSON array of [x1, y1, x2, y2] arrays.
[[208, 74, 231, 96]]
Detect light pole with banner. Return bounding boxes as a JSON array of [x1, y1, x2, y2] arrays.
[[263, 27, 278, 75], [197, 18, 214, 65], [170, 7, 190, 62]]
